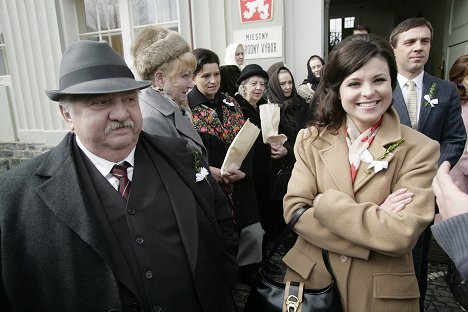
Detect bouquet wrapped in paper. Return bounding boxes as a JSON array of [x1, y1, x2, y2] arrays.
[[259, 103, 287, 145], [221, 119, 260, 176]]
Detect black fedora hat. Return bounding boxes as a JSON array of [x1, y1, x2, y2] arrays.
[[46, 40, 151, 102], [236, 64, 269, 88]]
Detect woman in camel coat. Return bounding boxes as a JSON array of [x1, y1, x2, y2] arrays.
[[283, 34, 439, 311]]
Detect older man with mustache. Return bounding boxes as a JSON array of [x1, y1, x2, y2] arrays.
[[0, 41, 238, 312]]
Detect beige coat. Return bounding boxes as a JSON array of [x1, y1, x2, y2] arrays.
[[283, 107, 439, 312]]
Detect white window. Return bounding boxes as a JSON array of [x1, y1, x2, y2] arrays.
[[132, 0, 179, 35], [344, 17, 355, 29], [75, 0, 179, 56], [329, 18, 342, 49]]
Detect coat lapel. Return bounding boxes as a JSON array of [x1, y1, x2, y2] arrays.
[[392, 86, 411, 127], [146, 89, 206, 155], [318, 128, 355, 199], [34, 134, 111, 265], [418, 73, 433, 131], [173, 108, 205, 150], [139, 133, 217, 273]]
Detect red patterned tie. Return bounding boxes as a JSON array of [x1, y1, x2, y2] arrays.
[[111, 161, 132, 200]]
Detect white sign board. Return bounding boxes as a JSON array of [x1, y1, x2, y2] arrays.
[[233, 26, 282, 59]]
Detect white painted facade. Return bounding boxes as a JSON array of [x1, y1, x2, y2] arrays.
[[0, 0, 324, 145], [1, 0, 467, 146]]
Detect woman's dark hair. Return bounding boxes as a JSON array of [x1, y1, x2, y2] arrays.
[[192, 48, 220, 76], [219, 64, 240, 96], [449, 54, 468, 102], [311, 34, 398, 133]]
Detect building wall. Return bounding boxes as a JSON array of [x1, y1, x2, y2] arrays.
[[444, 0, 468, 78], [0, 142, 52, 175], [0, 0, 325, 147], [0, 0, 68, 146]]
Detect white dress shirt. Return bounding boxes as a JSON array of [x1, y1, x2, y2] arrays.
[[397, 71, 424, 124], [75, 136, 135, 191]]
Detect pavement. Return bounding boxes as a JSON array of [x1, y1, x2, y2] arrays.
[[233, 237, 467, 311]]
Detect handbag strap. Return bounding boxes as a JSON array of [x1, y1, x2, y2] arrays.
[[322, 249, 338, 283], [263, 205, 310, 263], [262, 205, 339, 281]]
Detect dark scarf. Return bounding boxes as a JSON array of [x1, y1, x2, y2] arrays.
[[301, 56, 323, 91], [267, 66, 299, 111]]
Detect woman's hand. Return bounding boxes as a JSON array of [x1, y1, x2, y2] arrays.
[[223, 169, 246, 183], [209, 166, 224, 184], [379, 188, 414, 213], [270, 143, 288, 159]]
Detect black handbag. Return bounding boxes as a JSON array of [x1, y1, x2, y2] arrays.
[[244, 206, 343, 312], [447, 260, 468, 310]]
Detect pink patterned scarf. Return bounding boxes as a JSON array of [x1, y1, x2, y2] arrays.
[[345, 115, 382, 183]]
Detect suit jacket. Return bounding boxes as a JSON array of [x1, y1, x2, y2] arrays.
[[283, 108, 439, 311], [0, 132, 237, 312], [140, 87, 207, 160], [393, 72, 466, 166]]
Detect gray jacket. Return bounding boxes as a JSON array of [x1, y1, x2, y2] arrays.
[[140, 87, 207, 160]]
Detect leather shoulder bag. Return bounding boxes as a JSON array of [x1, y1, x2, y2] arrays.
[[244, 206, 344, 312]]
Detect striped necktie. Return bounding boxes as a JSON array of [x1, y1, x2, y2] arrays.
[[111, 161, 132, 200], [406, 80, 417, 128]]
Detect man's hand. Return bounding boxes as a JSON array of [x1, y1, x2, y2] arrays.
[[432, 161, 468, 220]]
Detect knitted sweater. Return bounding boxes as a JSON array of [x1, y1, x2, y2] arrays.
[[432, 213, 468, 280]]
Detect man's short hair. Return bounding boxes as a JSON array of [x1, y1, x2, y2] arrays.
[[353, 24, 371, 34], [389, 17, 433, 48]]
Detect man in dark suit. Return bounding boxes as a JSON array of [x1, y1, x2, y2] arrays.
[[390, 17, 466, 310], [0, 40, 238, 312]]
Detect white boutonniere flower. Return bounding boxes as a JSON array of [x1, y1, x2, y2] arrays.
[[424, 82, 438, 107], [363, 138, 405, 174], [192, 150, 210, 183], [423, 94, 438, 107], [195, 167, 210, 182], [360, 150, 388, 174]]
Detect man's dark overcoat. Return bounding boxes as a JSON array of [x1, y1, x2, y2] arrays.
[[0, 132, 238, 312]]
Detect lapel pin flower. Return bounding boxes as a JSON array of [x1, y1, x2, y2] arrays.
[[222, 93, 235, 107], [192, 150, 210, 183], [223, 98, 235, 107], [361, 150, 388, 174], [196, 167, 210, 182], [364, 138, 405, 174], [424, 82, 438, 107]]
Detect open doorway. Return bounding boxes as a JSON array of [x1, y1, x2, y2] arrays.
[[328, 0, 448, 78]]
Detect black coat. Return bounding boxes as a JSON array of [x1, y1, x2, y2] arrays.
[[188, 88, 260, 228], [0, 132, 238, 312]]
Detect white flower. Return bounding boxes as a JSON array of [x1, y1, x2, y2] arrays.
[[423, 94, 438, 107], [196, 167, 210, 182], [223, 99, 234, 107], [360, 149, 388, 174]]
